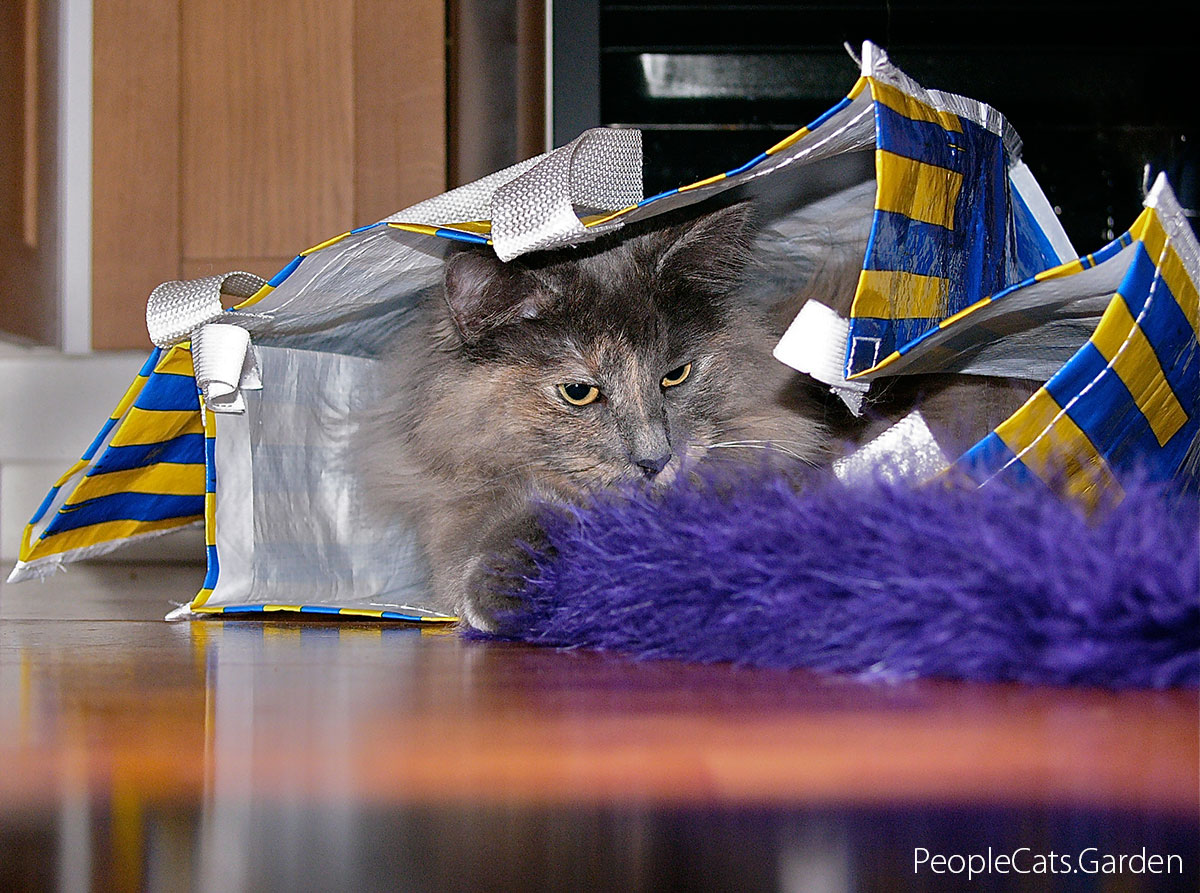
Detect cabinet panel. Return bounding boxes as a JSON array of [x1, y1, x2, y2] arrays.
[[180, 0, 355, 260], [0, 0, 59, 346], [91, 0, 180, 351], [92, 0, 448, 350]]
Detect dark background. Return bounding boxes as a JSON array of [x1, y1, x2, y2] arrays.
[[554, 0, 1197, 251]]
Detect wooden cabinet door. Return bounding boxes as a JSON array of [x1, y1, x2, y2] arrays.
[[0, 0, 59, 346], [92, 0, 447, 350]]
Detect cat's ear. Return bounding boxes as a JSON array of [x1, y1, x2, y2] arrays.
[[655, 202, 754, 293], [442, 248, 548, 342]]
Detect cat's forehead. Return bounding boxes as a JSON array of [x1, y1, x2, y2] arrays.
[[544, 242, 656, 299]]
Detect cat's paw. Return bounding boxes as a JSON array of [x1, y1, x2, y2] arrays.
[[458, 513, 546, 633], [460, 552, 537, 633]]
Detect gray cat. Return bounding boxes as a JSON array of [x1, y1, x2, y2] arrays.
[[363, 203, 1034, 630], [363, 204, 836, 629]]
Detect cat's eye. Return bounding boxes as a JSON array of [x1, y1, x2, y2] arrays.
[[661, 363, 691, 388], [558, 382, 601, 406]]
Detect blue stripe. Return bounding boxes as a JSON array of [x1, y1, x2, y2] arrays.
[[638, 187, 679, 207], [724, 151, 769, 178], [434, 228, 489, 245], [222, 605, 265, 614], [958, 432, 1013, 481], [863, 211, 952, 278], [268, 255, 304, 287], [350, 221, 384, 235], [875, 102, 969, 173], [204, 435, 217, 493], [27, 483, 63, 527], [300, 605, 342, 615], [845, 316, 941, 375], [950, 119, 1010, 311], [956, 432, 1038, 487], [1044, 343, 1167, 474], [42, 492, 204, 536], [133, 373, 200, 412], [802, 95, 852, 134], [380, 611, 427, 622], [1009, 181, 1066, 275], [898, 313, 969, 355], [91, 433, 207, 475], [202, 543, 220, 591], [138, 349, 162, 377], [81, 417, 121, 462], [1117, 243, 1157, 317]]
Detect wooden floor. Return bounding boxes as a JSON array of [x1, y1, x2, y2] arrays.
[[1, 563, 1196, 891]]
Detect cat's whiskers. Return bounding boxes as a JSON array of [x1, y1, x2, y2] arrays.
[[469, 455, 615, 493], [707, 440, 818, 465]]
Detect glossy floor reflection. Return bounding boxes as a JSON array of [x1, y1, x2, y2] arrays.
[[1, 565, 1196, 891]]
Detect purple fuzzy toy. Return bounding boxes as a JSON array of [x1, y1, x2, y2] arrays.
[[483, 472, 1199, 689]]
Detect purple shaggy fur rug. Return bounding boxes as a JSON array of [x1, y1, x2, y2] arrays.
[[483, 473, 1199, 689]]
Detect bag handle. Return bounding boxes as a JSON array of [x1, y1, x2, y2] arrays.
[[145, 272, 270, 413], [389, 127, 643, 261]]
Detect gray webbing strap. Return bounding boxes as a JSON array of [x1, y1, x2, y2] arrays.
[[146, 271, 268, 348], [388, 127, 644, 260], [145, 271, 269, 413]]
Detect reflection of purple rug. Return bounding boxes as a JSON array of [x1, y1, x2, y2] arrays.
[[484, 473, 1199, 690]]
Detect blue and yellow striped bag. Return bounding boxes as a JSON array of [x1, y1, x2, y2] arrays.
[[8, 42, 1196, 620]]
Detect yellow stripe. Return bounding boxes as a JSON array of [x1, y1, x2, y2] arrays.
[[232, 282, 274, 310], [337, 607, 392, 619], [27, 516, 199, 561], [581, 205, 638, 227], [154, 344, 195, 377], [302, 232, 351, 256], [1130, 207, 1164, 262], [204, 492, 216, 546], [765, 127, 810, 156], [679, 173, 728, 191], [388, 222, 441, 237], [940, 296, 992, 328], [1034, 256, 1087, 282], [853, 269, 948, 319], [1158, 245, 1200, 336], [444, 219, 493, 234], [846, 349, 902, 380], [108, 375, 150, 422], [389, 220, 495, 236], [876, 150, 963, 229], [1132, 208, 1200, 337], [68, 463, 206, 502], [108, 407, 203, 447], [995, 388, 1121, 511], [870, 79, 962, 133], [1091, 297, 1188, 447], [191, 587, 214, 610]]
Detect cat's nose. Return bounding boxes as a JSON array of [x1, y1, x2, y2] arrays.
[[633, 452, 671, 478]]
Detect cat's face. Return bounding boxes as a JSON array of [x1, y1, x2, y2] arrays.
[[436, 205, 776, 495]]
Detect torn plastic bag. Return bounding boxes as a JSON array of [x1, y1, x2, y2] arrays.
[[15, 42, 1183, 623]]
